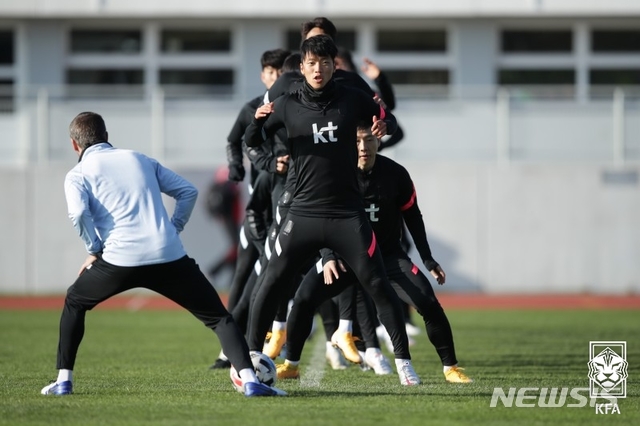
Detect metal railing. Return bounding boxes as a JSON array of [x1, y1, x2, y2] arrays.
[[0, 84, 638, 166]]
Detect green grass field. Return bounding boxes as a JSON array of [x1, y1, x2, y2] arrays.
[[0, 308, 637, 426]]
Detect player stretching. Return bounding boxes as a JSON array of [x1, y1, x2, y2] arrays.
[[41, 112, 285, 397], [244, 35, 420, 386]]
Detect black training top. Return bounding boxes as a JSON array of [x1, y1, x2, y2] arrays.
[[358, 155, 437, 268], [245, 81, 396, 218]]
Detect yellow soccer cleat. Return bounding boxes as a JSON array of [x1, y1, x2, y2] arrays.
[[444, 366, 473, 383], [330, 331, 362, 364], [276, 361, 300, 380], [263, 329, 287, 360]]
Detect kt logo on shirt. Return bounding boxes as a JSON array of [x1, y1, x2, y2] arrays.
[[312, 122, 338, 144]]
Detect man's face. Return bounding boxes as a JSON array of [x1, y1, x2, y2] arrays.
[[260, 66, 281, 90], [357, 128, 379, 171], [300, 53, 334, 90]]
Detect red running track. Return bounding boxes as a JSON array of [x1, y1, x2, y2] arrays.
[[1, 293, 639, 311]]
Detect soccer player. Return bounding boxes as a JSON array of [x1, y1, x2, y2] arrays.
[[40, 112, 286, 397], [225, 48, 290, 185], [276, 124, 473, 384], [244, 35, 421, 386]]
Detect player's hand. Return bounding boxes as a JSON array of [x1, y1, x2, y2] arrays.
[[323, 259, 347, 285], [254, 102, 274, 120], [78, 254, 99, 276], [371, 116, 387, 138], [361, 57, 381, 80], [430, 265, 446, 285], [228, 162, 245, 182], [275, 155, 289, 174]]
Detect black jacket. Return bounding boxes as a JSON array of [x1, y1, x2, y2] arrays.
[[245, 81, 396, 218]]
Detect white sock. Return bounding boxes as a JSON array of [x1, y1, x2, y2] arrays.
[[271, 321, 287, 332], [57, 369, 72, 383], [284, 359, 299, 366], [326, 341, 334, 351], [443, 365, 457, 373], [338, 319, 352, 333], [218, 350, 228, 361], [394, 358, 411, 369], [366, 347, 382, 357], [239, 368, 258, 384]]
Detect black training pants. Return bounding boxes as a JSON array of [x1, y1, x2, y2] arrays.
[[246, 211, 410, 359], [56, 255, 253, 372], [286, 250, 457, 366]]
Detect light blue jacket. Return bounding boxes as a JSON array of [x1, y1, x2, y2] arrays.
[[64, 142, 197, 266]]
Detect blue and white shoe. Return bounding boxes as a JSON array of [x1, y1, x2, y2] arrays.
[[41, 380, 73, 395], [243, 382, 287, 397]]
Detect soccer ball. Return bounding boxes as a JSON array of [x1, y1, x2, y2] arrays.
[[229, 352, 278, 393], [252, 352, 277, 386]]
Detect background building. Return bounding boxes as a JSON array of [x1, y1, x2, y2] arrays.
[[1, 0, 639, 294]]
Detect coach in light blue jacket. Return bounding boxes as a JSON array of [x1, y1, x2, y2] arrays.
[[40, 111, 285, 398]]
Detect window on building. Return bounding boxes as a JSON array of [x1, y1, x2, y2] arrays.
[[0, 31, 13, 64], [159, 69, 234, 96], [501, 30, 572, 53], [590, 69, 640, 85], [161, 30, 231, 52], [160, 69, 233, 85], [70, 30, 142, 53], [286, 29, 356, 51], [0, 79, 13, 113], [592, 30, 640, 52], [385, 69, 449, 85], [377, 30, 446, 52], [383, 69, 450, 99], [67, 69, 144, 84], [499, 69, 575, 85]]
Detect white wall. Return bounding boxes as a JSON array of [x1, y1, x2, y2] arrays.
[[1, 162, 638, 295]]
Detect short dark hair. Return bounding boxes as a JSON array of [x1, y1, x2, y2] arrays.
[[356, 120, 371, 133], [260, 48, 291, 70], [300, 34, 338, 61], [281, 53, 302, 73], [69, 112, 108, 150], [301, 17, 337, 40]]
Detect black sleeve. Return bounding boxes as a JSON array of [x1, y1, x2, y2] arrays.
[[244, 172, 274, 242], [397, 169, 438, 270], [374, 71, 396, 111], [245, 97, 286, 148], [354, 88, 397, 135], [320, 248, 337, 266], [378, 124, 404, 152], [243, 142, 277, 173], [226, 108, 248, 165]]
